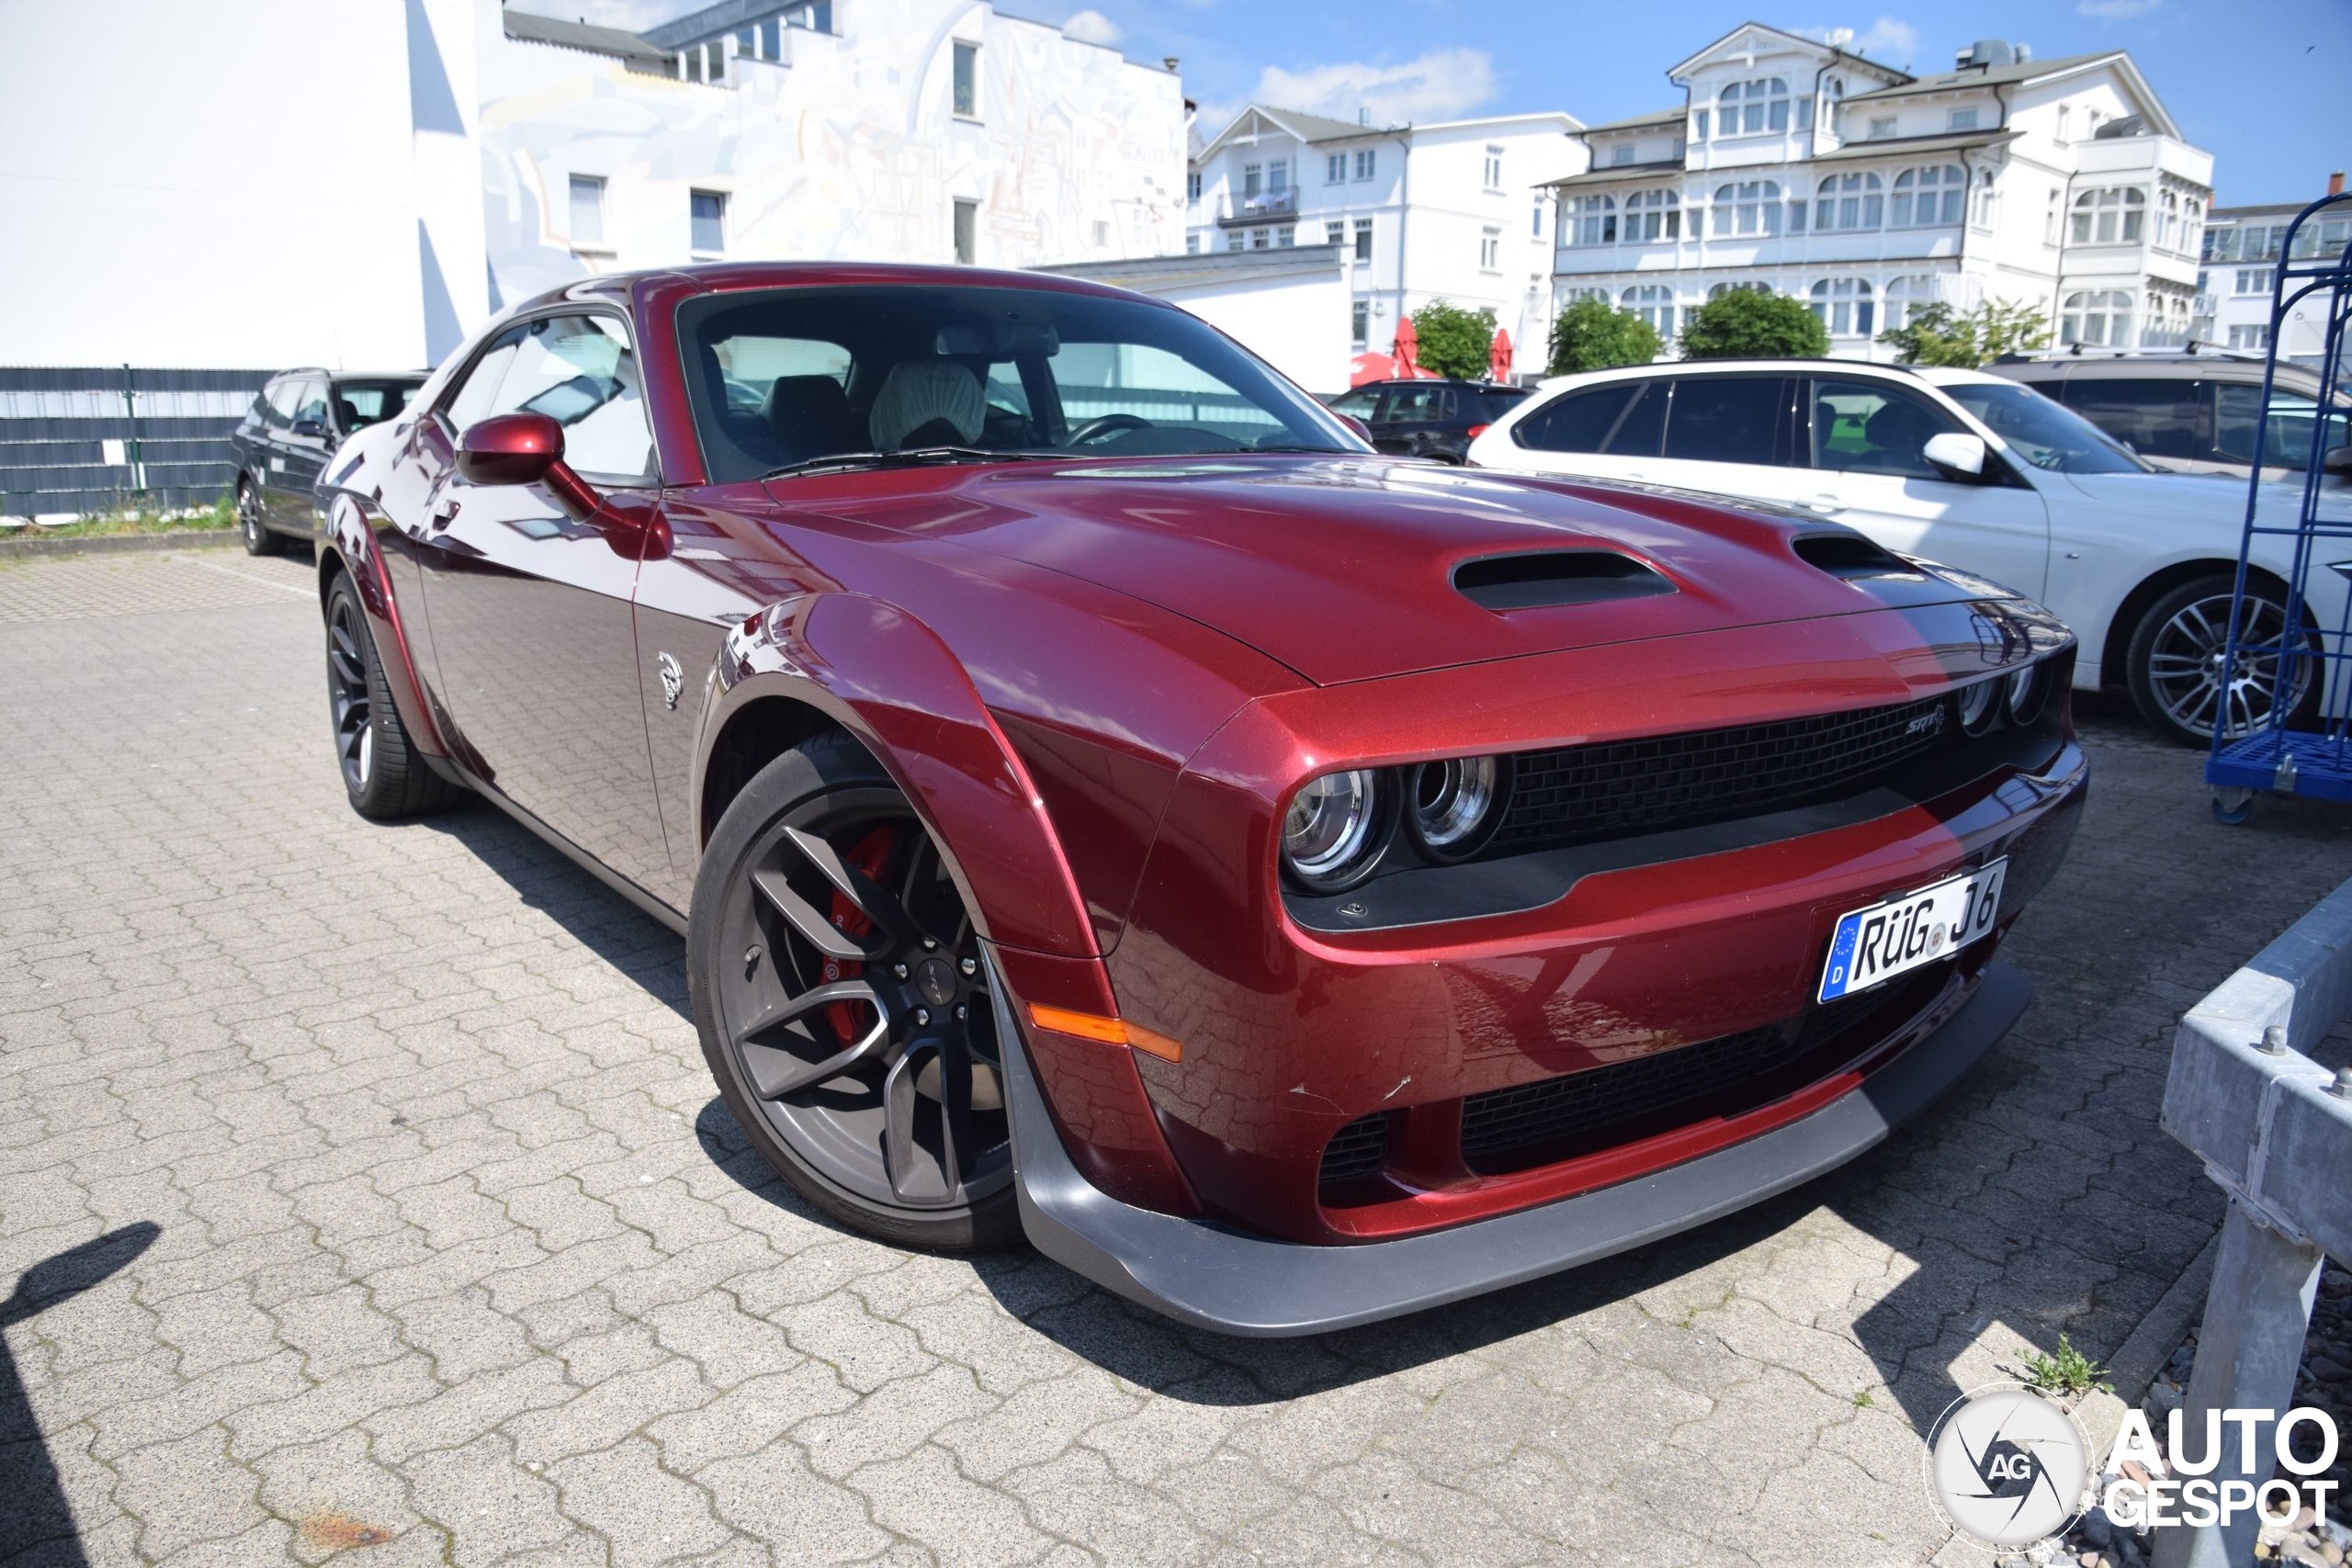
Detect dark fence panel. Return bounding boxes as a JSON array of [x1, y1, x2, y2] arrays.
[[0, 367, 273, 517]]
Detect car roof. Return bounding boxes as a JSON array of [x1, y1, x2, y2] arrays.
[[1989, 355, 2326, 394], [1531, 357, 1924, 392]]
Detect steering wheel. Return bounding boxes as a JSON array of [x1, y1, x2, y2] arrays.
[[1067, 412, 1153, 446]]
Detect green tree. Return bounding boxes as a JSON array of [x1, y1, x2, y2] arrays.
[[1545, 295, 1662, 374], [1409, 299, 1498, 380], [1877, 298, 2053, 367], [1678, 289, 1829, 360]]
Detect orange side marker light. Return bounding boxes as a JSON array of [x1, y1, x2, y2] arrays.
[[1027, 1003, 1184, 1063]]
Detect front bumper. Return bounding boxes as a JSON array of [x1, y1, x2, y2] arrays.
[[996, 955, 2032, 1337]]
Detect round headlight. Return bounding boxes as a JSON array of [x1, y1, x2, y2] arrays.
[[1955, 678, 2000, 735], [2005, 660, 2048, 726], [1409, 755, 1504, 857], [1283, 769, 1382, 888]]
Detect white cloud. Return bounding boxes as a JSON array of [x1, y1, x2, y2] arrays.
[[2077, 0, 2161, 17], [1243, 48, 1498, 129], [1060, 9, 1124, 45], [1797, 17, 1923, 67]]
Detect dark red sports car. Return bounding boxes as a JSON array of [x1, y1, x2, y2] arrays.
[[316, 264, 2084, 1335]]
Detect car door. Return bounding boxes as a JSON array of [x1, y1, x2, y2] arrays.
[[1638, 373, 1809, 513], [1804, 376, 2052, 601], [253, 378, 303, 521], [408, 310, 673, 895], [267, 378, 334, 533], [1374, 384, 1442, 457]]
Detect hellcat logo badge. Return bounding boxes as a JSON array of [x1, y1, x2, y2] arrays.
[[658, 652, 684, 710]]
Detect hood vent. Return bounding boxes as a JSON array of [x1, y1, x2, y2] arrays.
[[1792, 532, 1926, 582], [1452, 550, 1674, 612]]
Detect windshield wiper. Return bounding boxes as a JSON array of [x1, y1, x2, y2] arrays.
[[760, 446, 1051, 481]]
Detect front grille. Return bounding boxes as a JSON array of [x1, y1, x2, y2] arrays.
[[1318, 1111, 1392, 1188], [1493, 694, 1950, 851], [1458, 966, 1948, 1175]]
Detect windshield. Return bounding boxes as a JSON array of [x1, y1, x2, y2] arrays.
[[1941, 381, 2153, 475], [678, 285, 1363, 483]]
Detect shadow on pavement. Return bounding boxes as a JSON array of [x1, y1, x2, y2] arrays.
[[1, 1224, 162, 1566]]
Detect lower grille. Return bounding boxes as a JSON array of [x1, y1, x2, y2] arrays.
[[1318, 1111, 1392, 1188], [1494, 694, 1950, 851]]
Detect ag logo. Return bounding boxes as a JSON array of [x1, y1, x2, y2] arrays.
[[657, 651, 684, 710], [1922, 1384, 2090, 1551]]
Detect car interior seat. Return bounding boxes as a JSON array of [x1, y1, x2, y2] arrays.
[[1860, 400, 1943, 473], [762, 375, 861, 461], [867, 361, 985, 451]]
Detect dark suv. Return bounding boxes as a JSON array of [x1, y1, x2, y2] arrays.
[[1987, 353, 2348, 481], [1327, 378, 1529, 463], [229, 368, 425, 554]]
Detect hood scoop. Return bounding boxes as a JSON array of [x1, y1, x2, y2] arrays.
[[1792, 531, 1923, 581], [1452, 550, 1675, 613]]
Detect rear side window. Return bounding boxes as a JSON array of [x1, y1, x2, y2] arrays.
[[289, 380, 331, 431], [2214, 383, 2349, 468], [265, 379, 302, 427], [332, 381, 419, 430], [1512, 384, 1637, 452], [1476, 388, 1529, 420], [1328, 387, 1381, 419], [2061, 378, 2201, 460], [1662, 376, 1793, 466]]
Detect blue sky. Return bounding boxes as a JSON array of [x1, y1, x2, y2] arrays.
[[542, 0, 2349, 205]]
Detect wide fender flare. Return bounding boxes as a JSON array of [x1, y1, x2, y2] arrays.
[[322, 489, 447, 757], [701, 591, 1101, 963]]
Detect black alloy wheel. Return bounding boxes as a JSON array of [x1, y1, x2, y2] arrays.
[[238, 478, 281, 556], [323, 570, 456, 818], [2127, 574, 2320, 748], [689, 731, 1019, 1251]]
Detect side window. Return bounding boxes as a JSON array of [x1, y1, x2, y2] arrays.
[[443, 328, 525, 436], [1327, 388, 1382, 419], [1605, 381, 1668, 457], [265, 378, 303, 429], [1512, 385, 1635, 452], [2060, 378, 2200, 460], [2214, 384, 2343, 469], [1438, 389, 1459, 422], [1385, 386, 1439, 422], [1662, 376, 1792, 466], [1808, 378, 1961, 479], [486, 315, 655, 479], [290, 380, 331, 434]]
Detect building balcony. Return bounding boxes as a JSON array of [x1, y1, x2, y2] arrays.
[[1216, 190, 1298, 227]]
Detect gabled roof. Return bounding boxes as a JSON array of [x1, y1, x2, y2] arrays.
[[1811, 129, 2020, 164], [1668, 21, 1910, 87], [1198, 105, 1400, 161], [503, 9, 673, 66], [1583, 107, 1686, 135], [1847, 49, 2179, 139], [1541, 160, 1689, 192]]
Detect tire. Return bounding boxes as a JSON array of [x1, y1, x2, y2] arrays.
[[238, 478, 282, 556], [2125, 573, 2320, 748], [324, 570, 458, 818], [688, 730, 1021, 1253]]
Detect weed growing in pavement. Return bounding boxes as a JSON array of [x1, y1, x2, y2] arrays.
[[2014, 1334, 2115, 1399]]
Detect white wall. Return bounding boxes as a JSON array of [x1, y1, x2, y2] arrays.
[[1160, 268, 1354, 394], [0, 1, 436, 370]]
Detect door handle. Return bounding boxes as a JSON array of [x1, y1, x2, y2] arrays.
[[429, 502, 460, 531]]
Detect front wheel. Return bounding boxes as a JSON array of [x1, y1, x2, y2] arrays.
[[238, 479, 281, 556], [2126, 574, 2319, 748], [323, 571, 457, 818], [688, 731, 1020, 1252]]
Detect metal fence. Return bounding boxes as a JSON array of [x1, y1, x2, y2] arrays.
[[0, 367, 272, 519]]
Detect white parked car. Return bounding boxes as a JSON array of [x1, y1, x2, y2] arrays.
[[1466, 360, 2349, 746]]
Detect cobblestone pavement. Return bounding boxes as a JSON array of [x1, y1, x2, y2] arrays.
[[6, 546, 2352, 1568]]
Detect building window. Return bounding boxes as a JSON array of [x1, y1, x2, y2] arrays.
[[1326, 220, 1347, 245], [1622, 285, 1675, 336], [1351, 299, 1370, 348], [1276, 225, 1295, 248], [1796, 97, 1814, 132], [952, 40, 978, 118], [1814, 172, 1883, 232], [1269, 160, 1289, 195], [2055, 106, 2071, 143], [1623, 188, 1679, 242], [707, 40, 725, 81], [953, 197, 978, 264], [1250, 228, 1269, 250], [2228, 324, 2269, 350], [2045, 188, 2060, 246], [2234, 268, 2274, 295], [1972, 169, 1998, 230], [1708, 280, 1772, 298], [1866, 117, 1897, 140], [569, 175, 606, 245], [1185, 233, 1200, 254], [1327, 153, 1345, 183], [2059, 289, 2132, 345], [1480, 227, 1501, 270], [1484, 146, 1504, 189], [1187, 170, 1201, 202], [1883, 276, 1938, 329], [759, 17, 780, 58], [1564, 194, 1617, 245], [2143, 290, 2191, 348], [1809, 276, 1874, 336], [1611, 145, 1634, 166], [1353, 149, 1375, 181], [2071, 186, 2146, 244], [1949, 107, 1979, 131], [1093, 220, 1112, 247], [690, 189, 727, 254], [1242, 164, 1261, 198], [1718, 77, 1789, 135], [1532, 202, 1544, 236], [1226, 231, 1245, 253], [1693, 108, 1710, 141], [1711, 180, 1783, 237], [2156, 189, 2181, 251], [1890, 165, 1963, 227], [1353, 219, 1373, 263]]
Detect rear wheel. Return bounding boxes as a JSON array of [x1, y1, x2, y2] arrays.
[[2126, 574, 2319, 747], [324, 570, 456, 818], [688, 731, 1019, 1252], [238, 478, 281, 556]]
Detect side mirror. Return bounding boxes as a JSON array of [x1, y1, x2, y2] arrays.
[[458, 412, 601, 520], [291, 414, 328, 438], [1339, 413, 1373, 442], [1923, 431, 1989, 481]]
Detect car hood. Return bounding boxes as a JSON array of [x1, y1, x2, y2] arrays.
[[779, 456, 1985, 685], [2053, 468, 2352, 525]]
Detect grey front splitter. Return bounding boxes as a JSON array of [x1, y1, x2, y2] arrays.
[[992, 957, 2031, 1337]]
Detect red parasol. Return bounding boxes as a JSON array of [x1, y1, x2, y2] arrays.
[[1391, 315, 1419, 378], [1349, 352, 1396, 387], [1488, 328, 1513, 384]]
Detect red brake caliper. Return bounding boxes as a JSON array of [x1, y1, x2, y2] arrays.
[[819, 827, 895, 1045]]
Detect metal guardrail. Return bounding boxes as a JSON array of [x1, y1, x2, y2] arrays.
[[2155, 877, 2352, 1567]]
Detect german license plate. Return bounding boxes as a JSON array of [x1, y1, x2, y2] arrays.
[[1818, 859, 2007, 1003]]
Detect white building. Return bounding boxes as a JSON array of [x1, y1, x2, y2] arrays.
[[2197, 185, 2351, 366], [1547, 23, 2214, 361], [1038, 246, 1359, 393], [1186, 107, 1585, 372]]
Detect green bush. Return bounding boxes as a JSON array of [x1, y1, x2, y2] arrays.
[[1409, 299, 1499, 380], [1679, 289, 1829, 360], [1545, 296, 1662, 375], [1878, 298, 2053, 367]]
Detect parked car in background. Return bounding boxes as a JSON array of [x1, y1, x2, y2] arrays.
[[1326, 378, 1529, 462], [310, 265, 2081, 1334], [1468, 359, 2352, 747], [1987, 351, 2350, 482], [230, 368, 424, 554]]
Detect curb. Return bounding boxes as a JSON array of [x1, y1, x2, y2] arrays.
[[0, 529, 250, 561]]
